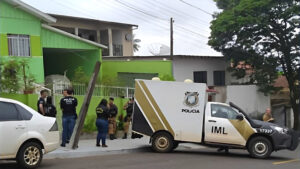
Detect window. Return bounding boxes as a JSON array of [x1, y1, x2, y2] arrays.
[[7, 34, 31, 57], [0, 102, 22, 121], [211, 104, 239, 119], [213, 71, 225, 86], [194, 71, 207, 83], [15, 104, 33, 120]]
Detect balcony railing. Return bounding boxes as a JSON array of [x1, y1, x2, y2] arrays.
[[113, 44, 123, 56]]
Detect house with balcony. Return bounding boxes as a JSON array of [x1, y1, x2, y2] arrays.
[[48, 14, 138, 57], [0, 0, 106, 84]]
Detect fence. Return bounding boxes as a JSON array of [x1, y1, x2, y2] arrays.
[[53, 82, 135, 98]]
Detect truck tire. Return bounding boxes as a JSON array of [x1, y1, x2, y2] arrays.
[[17, 142, 43, 169], [152, 132, 174, 153], [173, 141, 179, 150], [248, 136, 273, 159]]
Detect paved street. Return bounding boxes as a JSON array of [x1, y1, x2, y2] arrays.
[[1, 145, 299, 169]]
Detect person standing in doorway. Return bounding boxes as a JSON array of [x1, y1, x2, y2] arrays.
[[263, 108, 274, 122], [123, 97, 134, 139], [60, 88, 78, 147], [37, 90, 48, 116], [108, 97, 118, 140], [96, 99, 110, 147]]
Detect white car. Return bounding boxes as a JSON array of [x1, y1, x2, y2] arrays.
[[0, 98, 59, 168]]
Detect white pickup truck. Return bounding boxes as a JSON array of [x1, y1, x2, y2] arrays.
[[131, 80, 298, 159]]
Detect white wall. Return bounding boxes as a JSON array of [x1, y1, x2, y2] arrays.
[[226, 85, 270, 118], [172, 57, 228, 86]]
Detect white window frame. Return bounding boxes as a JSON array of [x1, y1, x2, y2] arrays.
[[7, 34, 31, 57]]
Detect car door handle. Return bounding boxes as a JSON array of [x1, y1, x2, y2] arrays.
[[208, 120, 216, 123], [16, 125, 26, 129]]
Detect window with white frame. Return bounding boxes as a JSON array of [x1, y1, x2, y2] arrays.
[[7, 34, 31, 57]]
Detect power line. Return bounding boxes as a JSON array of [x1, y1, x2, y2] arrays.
[[152, 0, 211, 26], [141, 0, 211, 32], [175, 24, 208, 38], [114, 0, 210, 39], [52, 0, 212, 51], [178, 0, 213, 16], [115, 0, 168, 21]]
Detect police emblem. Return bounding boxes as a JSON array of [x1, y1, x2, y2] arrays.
[[184, 92, 199, 107]]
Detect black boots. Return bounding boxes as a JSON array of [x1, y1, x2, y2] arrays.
[[110, 134, 117, 140]]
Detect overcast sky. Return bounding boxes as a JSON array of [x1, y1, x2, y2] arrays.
[[22, 0, 221, 56]]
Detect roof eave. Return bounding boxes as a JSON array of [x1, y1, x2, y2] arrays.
[[4, 0, 57, 23], [42, 24, 107, 49]]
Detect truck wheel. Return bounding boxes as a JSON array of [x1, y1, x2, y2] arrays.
[[152, 132, 174, 153], [248, 136, 273, 159], [173, 141, 179, 150], [17, 142, 43, 169]]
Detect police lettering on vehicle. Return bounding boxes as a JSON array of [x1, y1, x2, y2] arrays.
[[181, 109, 200, 113], [182, 92, 201, 113], [211, 126, 228, 135]]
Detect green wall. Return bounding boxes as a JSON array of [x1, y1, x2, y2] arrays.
[[102, 60, 173, 78], [54, 95, 128, 132], [0, 1, 41, 35], [0, 1, 44, 82], [41, 28, 100, 50], [0, 93, 128, 132], [43, 49, 101, 80], [1, 56, 45, 83], [0, 93, 38, 110]]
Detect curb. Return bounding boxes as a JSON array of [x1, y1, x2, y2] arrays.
[[44, 146, 149, 160]]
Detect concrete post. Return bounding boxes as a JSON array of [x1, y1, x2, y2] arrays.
[[75, 27, 79, 36], [108, 28, 113, 56], [96, 30, 101, 43]]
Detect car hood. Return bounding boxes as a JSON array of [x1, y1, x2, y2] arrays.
[[251, 119, 280, 128]]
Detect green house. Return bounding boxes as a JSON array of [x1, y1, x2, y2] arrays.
[[0, 0, 106, 83]]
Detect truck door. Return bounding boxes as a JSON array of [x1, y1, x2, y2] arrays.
[[204, 103, 251, 146]]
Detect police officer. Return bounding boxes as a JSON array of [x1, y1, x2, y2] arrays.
[[37, 90, 48, 115], [60, 88, 78, 147], [108, 97, 118, 140], [96, 99, 110, 147], [123, 97, 134, 139]]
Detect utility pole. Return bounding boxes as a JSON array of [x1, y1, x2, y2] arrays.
[[69, 61, 101, 149], [170, 17, 174, 57]]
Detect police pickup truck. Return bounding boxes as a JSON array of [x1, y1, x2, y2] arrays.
[[132, 80, 298, 159]]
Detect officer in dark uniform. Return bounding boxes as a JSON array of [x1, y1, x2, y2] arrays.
[[108, 97, 118, 140], [96, 99, 110, 147], [123, 97, 134, 139], [60, 88, 78, 147], [37, 90, 48, 115]]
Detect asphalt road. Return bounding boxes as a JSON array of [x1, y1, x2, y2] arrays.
[[1, 146, 299, 169]]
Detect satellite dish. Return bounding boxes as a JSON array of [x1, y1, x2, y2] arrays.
[[125, 34, 133, 41], [148, 43, 170, 56]]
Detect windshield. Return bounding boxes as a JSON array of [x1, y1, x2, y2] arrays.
[[229, 102, 253, 120]]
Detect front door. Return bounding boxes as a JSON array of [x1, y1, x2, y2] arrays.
[[0, 101, 27, 158], [204, 103, 249, 146]]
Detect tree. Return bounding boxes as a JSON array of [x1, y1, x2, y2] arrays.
[[0, 60, 21, 93], [209, 0, 300, 129], [133, 34, 141, 52]]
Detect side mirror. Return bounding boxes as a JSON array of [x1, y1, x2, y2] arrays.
[[236, 114, 244, 121]]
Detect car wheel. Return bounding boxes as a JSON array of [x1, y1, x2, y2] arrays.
[[248, 136, 273, 159], [17, 142, 43, 169], [152, 132, 174, 153]]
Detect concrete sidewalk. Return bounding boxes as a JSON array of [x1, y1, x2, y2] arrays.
[[44, 137, 206, 159], [44, 137, 151, 159]]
